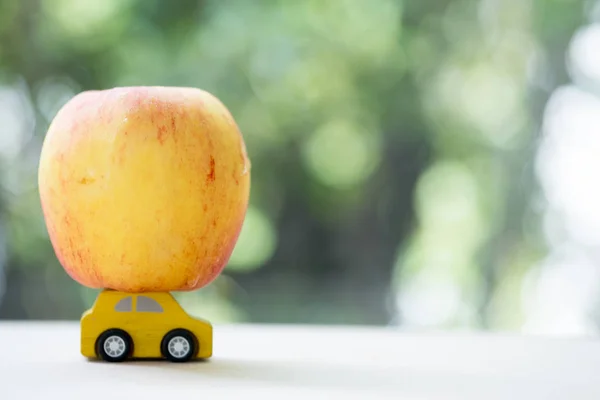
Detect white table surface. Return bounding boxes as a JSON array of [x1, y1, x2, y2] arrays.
[[1, 322, 599, 400]]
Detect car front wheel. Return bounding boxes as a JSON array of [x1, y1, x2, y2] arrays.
[[96, 329, 132, 362], [161, 329, 197, 362]]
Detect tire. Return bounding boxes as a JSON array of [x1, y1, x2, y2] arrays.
[[161, 329, 197, 362], [96, 329, 132, 362]]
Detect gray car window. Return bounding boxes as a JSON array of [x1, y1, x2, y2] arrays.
[[136, 296, 164, 313], [114, 297, 132, 312]]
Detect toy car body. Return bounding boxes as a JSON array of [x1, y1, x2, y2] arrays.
[[80, 290, 212, 362]]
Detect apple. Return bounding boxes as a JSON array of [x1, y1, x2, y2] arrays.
[[38, 86, 250, 292]]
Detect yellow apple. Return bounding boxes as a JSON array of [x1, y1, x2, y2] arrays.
[[38, 86, 250, 292]]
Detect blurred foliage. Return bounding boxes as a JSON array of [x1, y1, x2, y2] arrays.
[[0, 0, 596, 333]]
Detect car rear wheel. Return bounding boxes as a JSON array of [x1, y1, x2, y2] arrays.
[[96, 329, 132, 362], [161, 329, 197, 362]]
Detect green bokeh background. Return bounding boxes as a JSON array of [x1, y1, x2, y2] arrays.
[[0, 0, 597, 334]]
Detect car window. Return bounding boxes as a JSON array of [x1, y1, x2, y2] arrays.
[[114, 297, 132, 312], [136, 296, 164, 312]]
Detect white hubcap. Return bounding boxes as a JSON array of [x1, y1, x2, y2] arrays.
[[168, 336, 191, 358], [103, 335, 126, 358]]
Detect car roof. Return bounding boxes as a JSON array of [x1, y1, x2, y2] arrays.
[[97, 290, 175, 303]]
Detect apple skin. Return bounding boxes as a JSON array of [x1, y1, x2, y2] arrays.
[[38, 86, 250, 292]]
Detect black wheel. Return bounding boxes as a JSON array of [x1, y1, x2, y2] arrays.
[[161, 329, 197, 362], [96, 329, 132, 362]]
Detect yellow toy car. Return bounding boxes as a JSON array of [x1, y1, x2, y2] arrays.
[[80, 290, 212, 362]]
